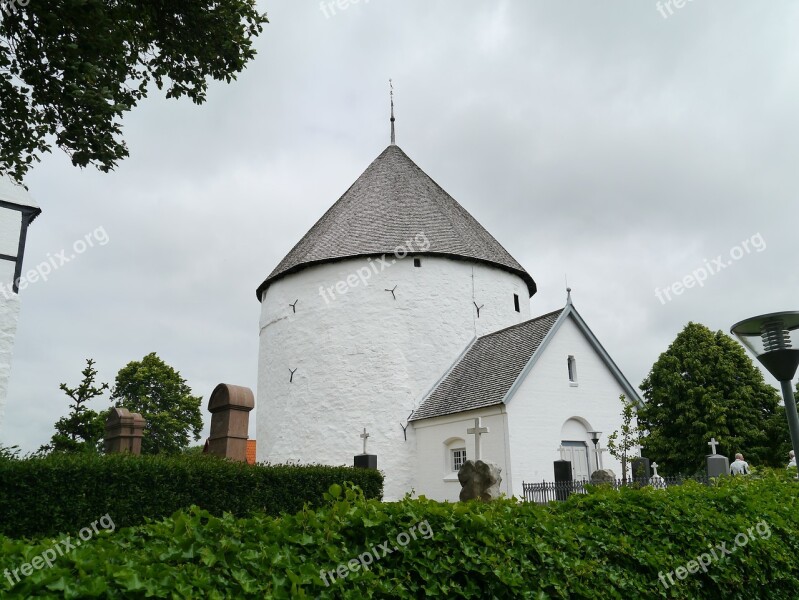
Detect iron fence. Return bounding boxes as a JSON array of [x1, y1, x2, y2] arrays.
[[521, 475, 709, 504]]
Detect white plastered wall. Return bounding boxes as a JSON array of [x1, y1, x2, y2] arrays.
[[256, 254, 530, 499], [411, 406, 511, 502], [0, 207, 21, 428], [505, 314, 631, 497]]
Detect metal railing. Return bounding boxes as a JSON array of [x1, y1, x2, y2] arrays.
[[521, 475, 709, 504]]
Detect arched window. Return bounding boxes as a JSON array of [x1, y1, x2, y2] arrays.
[[444, 437, 467, 473]]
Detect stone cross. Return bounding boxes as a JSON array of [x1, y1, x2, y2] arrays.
[[467, 417, 489, 460], [708, 437, 719, 455], [595, 446, 607, 469], [651, 461, 660, 477], [360, 428, 370, 454]]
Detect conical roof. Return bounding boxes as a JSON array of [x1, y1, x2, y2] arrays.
[[256, 144, 535, 299]]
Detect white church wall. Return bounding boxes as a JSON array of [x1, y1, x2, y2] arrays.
[[412, 407, 510, 502], [256, 254, 529, 500], [0, 208, 21, 258], [0, 261, 15, 289], [0, 294, 20, 427], [505, 314, 631, 497]]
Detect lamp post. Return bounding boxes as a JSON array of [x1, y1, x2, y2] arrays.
[[731, 312, 799, 466], [587, 430, 602, 473]]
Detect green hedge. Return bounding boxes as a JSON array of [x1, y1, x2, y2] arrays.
[[2, 472, 799, 598], [0, 453, 383, 539]]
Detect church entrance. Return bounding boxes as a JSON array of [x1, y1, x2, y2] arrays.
[[561, 441, 590, 481]]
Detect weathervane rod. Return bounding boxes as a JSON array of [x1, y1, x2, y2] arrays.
[[390, 79, 396, 145]]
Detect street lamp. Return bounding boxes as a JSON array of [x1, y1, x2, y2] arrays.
[[587, 430, 602, 473], [731, 311, 799, 466]]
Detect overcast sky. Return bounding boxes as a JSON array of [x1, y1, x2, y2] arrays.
[[2, 1, 798, 452]]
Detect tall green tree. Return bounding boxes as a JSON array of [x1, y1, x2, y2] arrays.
[[0, 1, 267, 183], [111, 353, 203, 454], [638, 322, 789, 475], [42, 358, 109, 453], [606, 394, 645, 481]]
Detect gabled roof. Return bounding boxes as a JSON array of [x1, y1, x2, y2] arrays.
[[409, 300, 642, 422], [409, 309, 563, 421], [256, 144, 535, 299]]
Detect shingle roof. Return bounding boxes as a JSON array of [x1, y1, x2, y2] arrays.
[[256, 144, 535, 299], [410, 309, 563, 421]]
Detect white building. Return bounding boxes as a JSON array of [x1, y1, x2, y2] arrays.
[[255, 134, 640, 500], [0, 177, 41, 421]]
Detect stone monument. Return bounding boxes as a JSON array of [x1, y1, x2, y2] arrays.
[[631, 457, 651, 482], [354, 427, 377, 469], [104, 407, 146, 454], [590, 468, 616, 484], [706, 437, 730, 478], [458, 459, 502, 501], [207, 383, 254, 462]]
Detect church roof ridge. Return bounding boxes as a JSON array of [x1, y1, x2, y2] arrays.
[[256, 144, 536, 299]]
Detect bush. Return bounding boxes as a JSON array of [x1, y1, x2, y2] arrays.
[[0, 453, 383, 538], [2, 471, 799, 598]]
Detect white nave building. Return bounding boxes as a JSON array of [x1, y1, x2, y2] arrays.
[[255, 135, 641, 501]]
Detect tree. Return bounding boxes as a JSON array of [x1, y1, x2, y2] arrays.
[[606, 394, 644, 481], [0, 443, 21, 460], [638, 322, 789, 475], [0, 1, 267, 183], [111, 353, 203, 454], [42, 358, 109, 453]]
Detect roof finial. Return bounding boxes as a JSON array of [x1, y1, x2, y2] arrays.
[[389, 78, 396, 145], [565, 275, 572, 304]]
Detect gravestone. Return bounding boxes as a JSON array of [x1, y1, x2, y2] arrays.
[[706, 437, 730, 478], [104, 408, 146, 454], [207, 383, 254, 462], [458, 459, 502, 502], [590, 468, 616, 484], [553, 459, 572, 501], [354, 427, 377, 469], [631, 457, 651, 482], [650, 461, 666, 489]]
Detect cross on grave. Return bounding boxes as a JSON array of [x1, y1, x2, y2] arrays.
[[360, 428, 370, 455], [651, 462, 660, 477], [595, 446, 607, 469], [708, 437, 719, 455], [467, 417, 489, 460]]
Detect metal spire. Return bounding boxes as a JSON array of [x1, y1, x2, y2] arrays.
[[389, 79, 395, 145]]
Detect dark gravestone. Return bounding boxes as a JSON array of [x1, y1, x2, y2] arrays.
[[354, 454, 377, 469], [631, 457, 651, 482], [554, 460, 572, 501]]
